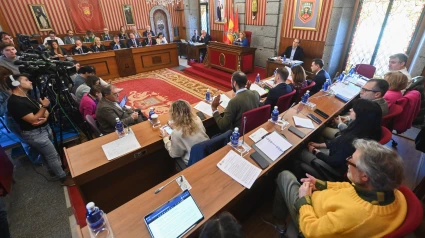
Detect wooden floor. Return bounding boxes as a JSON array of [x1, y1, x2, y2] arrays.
[[238, 134, 425, 237]]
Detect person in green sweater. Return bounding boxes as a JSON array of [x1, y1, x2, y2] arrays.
[[211, 71, 260, 132], [272, 139, 407, 237]]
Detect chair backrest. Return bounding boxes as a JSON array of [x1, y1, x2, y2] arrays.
[[0, 145, 13, 195], [240, 105, 271, 136], [379, 126, 392, 145], [384, 186, 423, 237], [295, 81, 316, 103], [244, 31, 252, 47], [394, 90, 421, 133], [355, 64, 376, 78], [188, 130, 232, 166], [85, 115, 102, 138], [276, 90, 296, 112], [382, 104, 403, 130]]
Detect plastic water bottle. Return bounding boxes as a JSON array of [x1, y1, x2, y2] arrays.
[[283, 55, 286, 62], [86, 202, 114, 238], [338, 73, 344, 82], [301, 90, 310, 104], [323, 79, 330, 91], [255, 73, 260, 83], [206, 88, 211, 102], [271, 106, 279, 122], [231, 127, 240, 147], [349, 67, 355, 76], [115, 118, 125, 138], [274, 68, 278, 77], [149, 108, 155, 120]]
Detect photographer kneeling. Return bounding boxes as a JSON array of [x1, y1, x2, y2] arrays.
[[6, 74, 74, 186]]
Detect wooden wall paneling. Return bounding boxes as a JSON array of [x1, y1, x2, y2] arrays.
[[210, 30, 223, 42]]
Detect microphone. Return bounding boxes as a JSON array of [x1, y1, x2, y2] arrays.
[[242, 116, 247, 145], [154, 175, 183, 194]]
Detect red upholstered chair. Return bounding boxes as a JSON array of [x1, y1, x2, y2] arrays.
[[379, 126, 392, 145], [240, 105, 271, 135], [382, 104, 403, 131], [244, 31, 252, 47], [86, 115, 103, 138], [355, 64, 376, 78], [383, 186, 423, 238], [295, 81, 316, 103], [276, 90, 296, 112]]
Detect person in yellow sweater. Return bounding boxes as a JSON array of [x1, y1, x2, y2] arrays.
[[272, 139, 407, 237]]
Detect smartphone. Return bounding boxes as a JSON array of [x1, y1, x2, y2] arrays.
[[196, 111, 206, 120], [161, 125, 173, 135]]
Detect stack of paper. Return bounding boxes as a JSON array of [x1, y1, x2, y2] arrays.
[[293, 116, 315, 129], [217, 150, 261, 189], [330, 82, 360, 100], [194, 101, 213, 117], [250, 83, 267, 95], [255, 131, 292, 161], [219, 94, 231, 108], [249, 128, 269, 143], [102, 132, 141, 161]]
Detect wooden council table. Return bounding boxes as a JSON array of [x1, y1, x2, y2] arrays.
[[78, 89, 356, 237], [265, 59, 304, 77]]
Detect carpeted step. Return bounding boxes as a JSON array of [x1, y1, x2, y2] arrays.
[[183, 67, 232, 89], [191, 63, 233, 80]]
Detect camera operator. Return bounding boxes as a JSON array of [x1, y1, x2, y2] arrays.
[[0, 43, 19, 74], [0, 32, 14, 45], [6, 74, 74, 186]]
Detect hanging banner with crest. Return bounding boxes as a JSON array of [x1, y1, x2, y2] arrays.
[[66, 0, 105, 33]]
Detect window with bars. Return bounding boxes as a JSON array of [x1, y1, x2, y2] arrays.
[[345, 0, 425, 77]]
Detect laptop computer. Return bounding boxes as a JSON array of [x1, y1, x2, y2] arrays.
[[119, 95, 127, 108]]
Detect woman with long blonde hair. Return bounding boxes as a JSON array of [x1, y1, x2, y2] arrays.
[[161, 99, 209, 165]]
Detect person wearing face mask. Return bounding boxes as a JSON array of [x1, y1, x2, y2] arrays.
[[211, 71, 260, 132], [79, 85, 102, 120]]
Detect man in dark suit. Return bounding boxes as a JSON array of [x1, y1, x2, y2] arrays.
[[262, 67, 293, 109], [191, 30, 200, 42], [71, 40, 93, 55], [198, 30, 211, 61], [101, 28, 112, 41], [64, 30, 81, 45], [281, 38, 304, 61], [110, 35, 126, 50], [126, 32, 141, 48], [96, 85, 145, 135], [309, 58, 330, 95], [143, 33, 156, 46], [143, 25, 156, 37]]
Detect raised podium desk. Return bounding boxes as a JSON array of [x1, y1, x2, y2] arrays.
[[206, 42, 256, 74]]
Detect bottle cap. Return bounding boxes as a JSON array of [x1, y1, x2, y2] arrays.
[[207, 88, 210, 92], [115, 118, 119, 122], [150, 107, 153, 111], [257, 73, 260, 76], [274, 106, 278, 110], [86, 202, 95, 210], [234, 127, 239, 132], [306, 90, 310, 94]]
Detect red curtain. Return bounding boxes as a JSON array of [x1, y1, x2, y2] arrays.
[[66, 0, 105, 33]]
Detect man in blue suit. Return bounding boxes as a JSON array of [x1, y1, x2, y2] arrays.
[[262, 67, 293, 109], [309, 58, 330, 95]]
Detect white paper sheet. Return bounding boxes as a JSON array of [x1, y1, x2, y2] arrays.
[[102, 131, 141, 161], [250, 83, 267, 95], [293, 116, 315, 129], [249, 128, 269, 143], [255, 131, 292, 161], [217, 150, 261, 189], [330, 82, 360, 100], [219, 94, 231, 108], [194, 101, 213, 117]]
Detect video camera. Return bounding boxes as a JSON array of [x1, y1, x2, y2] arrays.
[[16, 33, 40, 51]]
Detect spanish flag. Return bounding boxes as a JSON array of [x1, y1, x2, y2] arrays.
[[227, 10, 235, 43]]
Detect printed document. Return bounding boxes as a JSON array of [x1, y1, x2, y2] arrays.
[[293, 116, 315, 129], [255, 131, 292, 161], [250, 83, 267, 96], [249, 128, 269, 143], [102, 131, 141, 161], [194, 101, 213, 117], [217, 150, 261, 189], [219, 94, 231, 108]]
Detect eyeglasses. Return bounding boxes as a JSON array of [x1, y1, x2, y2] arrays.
[[346, 156, 357, 168], [113, 92, 120, 97], [360, 87, 378, 93]]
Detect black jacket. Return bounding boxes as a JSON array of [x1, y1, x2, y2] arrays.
[[71, 45, 93, 55], [143, 38, 157, 46], [198, 35, 211, 45], [191, 35, 200, 42], [143, 30, 156, 37], [91, 44, 107, 52], [110, 41, 127, 50], [281, 46, 304, 61], [263, 83, 293, 109], [126, 38, 141, 48], [310, 69, 330, 95], [49, 47, 69, 57]]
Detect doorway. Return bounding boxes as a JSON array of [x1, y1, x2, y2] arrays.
[[153, 9, 171, 43]]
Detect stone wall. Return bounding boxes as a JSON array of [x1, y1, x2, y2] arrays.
[[322, 0, 356, 78], [235, 0, 284, 68], [183, 0, 200, 40]]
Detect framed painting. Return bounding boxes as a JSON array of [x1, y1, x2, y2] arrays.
[[214, 0, 226, 24], [123, 4, 135, 25], [292, 0, 323, 31], [29, 4, 53, 31]]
